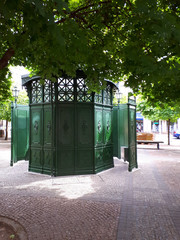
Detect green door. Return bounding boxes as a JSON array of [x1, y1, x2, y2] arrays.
[[11, 105, 29, 165], [128, 100, 138, 171]]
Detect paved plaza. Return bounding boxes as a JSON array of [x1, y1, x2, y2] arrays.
[[0, 135, 180, 240]]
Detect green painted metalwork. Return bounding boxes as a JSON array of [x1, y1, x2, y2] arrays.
[[113, 104, 128, 159], [127, 97, 138, 171], [113, 97, 137, 171], [22, 72, 116, 176], [11, 105, 29, 166]]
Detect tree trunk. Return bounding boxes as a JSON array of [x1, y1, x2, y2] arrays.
[[5, 120, 8, 140], [0, 48, 15, 70], [167, 119, 170, 145]]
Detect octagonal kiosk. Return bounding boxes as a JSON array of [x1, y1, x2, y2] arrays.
[[22, 72, 117, 176]]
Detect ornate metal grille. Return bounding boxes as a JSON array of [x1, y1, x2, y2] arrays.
[[94, 91, 103, 104], [104, 84, 111, 105], [31, 80, 43, 103], [44, 80, 52, 103], [58, 78, 74, 102], [77, 78, 92, 102], [51, 82, 56, 102]]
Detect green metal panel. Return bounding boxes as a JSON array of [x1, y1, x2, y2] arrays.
[[77, 106, 93, 148], [56, 104, 94, 175], [31, 107, 42, 146], [43, 105, 54, 174], [76, 149, 94, 174], [76, 105, 94, 174], [94, 148, 104, 168], [119, 104, 128, 147], [56, 104, 75, 175], [58, 105, 74, 147], [113, 104, 128, 159], [112, 101, 137, 172], [128, 101, 138, 171], [30, 148, 42, 171], [11, 105, 29, 165], [43, 149, 52, 170], [95, 107, 103, 146], [29, 106, 43, 173], [29, 105, 55, 175], [57, 150, 75, 175], [103, 146, 113, 166], [94, 106, 114, 173], [17, 109, 29, 160], [44, 106, 53, 146], [112, 107, 119, 157], [103, 109, 112, 144]]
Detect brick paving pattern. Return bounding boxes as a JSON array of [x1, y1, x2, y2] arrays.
[[0, 136, 179, 240]]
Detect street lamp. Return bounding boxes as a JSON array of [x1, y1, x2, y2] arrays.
[[115, 90, 122, 105], [12, 86, 19, 106], [11, 86, 19, 166]]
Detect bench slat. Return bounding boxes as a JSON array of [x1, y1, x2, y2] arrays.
[[137, 140, 164, 149], [137, 140, 164, 143]]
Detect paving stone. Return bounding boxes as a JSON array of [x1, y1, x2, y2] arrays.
[[0, 136, 180, 240]]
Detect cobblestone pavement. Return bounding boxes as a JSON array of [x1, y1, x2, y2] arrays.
[[0, 136, 179, 240]]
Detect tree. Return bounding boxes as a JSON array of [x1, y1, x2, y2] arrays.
[[0, 0, 180, 101], [17, 90, 29, 105], [0, 90, 28, 140], [0, 70, 12, 102], [0, 101, 11, 140], [137, 98, 180, 145]]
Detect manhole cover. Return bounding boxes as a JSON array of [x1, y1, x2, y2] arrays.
[[0, 221, 20, 240], [0, 216, 28, 240]]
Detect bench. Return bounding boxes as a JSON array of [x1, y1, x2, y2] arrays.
[[137, 140, 164, 149]]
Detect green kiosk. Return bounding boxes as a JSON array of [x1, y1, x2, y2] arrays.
[[21, 71, 118, 176]]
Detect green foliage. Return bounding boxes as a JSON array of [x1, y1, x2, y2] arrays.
[[113, 94, 128, 105], [17, 90, 29, 105], [0, 101, 11, 122], [0, 69, 12, 102], [0, 0, 180, 101], [0, 90, 28, 122], [137, 98, 180, 122], [10, 234, 15, 239]]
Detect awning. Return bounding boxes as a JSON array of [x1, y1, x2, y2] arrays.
[[136, 112, 143, 121]]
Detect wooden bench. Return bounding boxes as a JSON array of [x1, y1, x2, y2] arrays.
[[137, 140, 164, 149]]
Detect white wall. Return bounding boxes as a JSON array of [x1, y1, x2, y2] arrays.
[[143, 118, 151, 132]]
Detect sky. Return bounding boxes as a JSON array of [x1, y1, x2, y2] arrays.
[[10, 66, 30, 91]]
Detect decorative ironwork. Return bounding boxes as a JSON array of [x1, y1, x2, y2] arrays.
[[97, 151, 103, 162], [58, 78, 74, 102], [107, 120, 110, 132], [98, 120, 101, 133], [47, 121, 51, 134], [104, 84, 111, 105], [31, 80, 42, 103], [94, 91, 103, 104], [34, 121, 39, 134], [51, 82, 56, 102], [77, 78, 92, 102], [44, 80, 52, 102]]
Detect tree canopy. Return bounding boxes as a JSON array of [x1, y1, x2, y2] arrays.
[[0, 90, 29, 121], [137, 98, 180, 122], [0, 0, 180, 102]]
